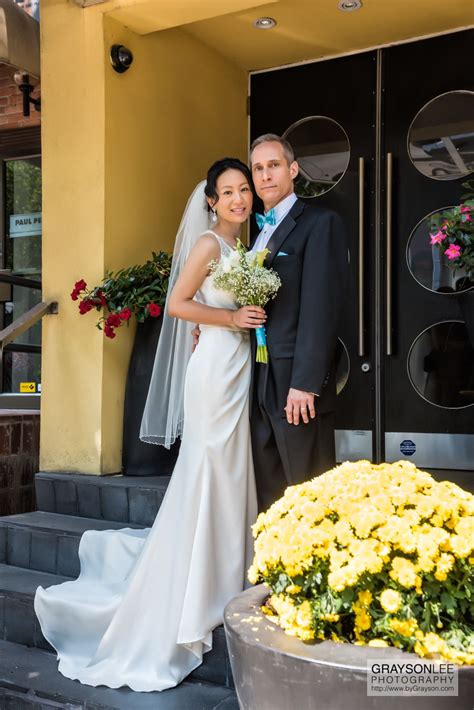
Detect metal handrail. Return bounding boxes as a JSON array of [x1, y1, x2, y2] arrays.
[[0, 300, 58, 355], [4, 343, 41, 354], [0, 271, 41, 290]]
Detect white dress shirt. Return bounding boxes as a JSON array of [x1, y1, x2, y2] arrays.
[[250, 192, 298, 254]]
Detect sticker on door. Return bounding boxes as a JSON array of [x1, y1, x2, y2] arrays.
[[400, 439, 416, 456]]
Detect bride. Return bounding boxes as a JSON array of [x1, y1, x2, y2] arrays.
[[34, 157, 263, 692]]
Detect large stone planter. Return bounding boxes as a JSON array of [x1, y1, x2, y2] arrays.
[[224, 585, 473, 710]]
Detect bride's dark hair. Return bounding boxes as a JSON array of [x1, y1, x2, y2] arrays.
[[204, 157, 255, 209]]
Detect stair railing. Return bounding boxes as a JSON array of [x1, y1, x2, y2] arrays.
[[0, 272, 58, 362]]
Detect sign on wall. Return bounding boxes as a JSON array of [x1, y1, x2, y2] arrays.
[[9, 212, 42, 238]]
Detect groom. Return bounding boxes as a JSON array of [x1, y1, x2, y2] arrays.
[[249, 134, 348, 512]]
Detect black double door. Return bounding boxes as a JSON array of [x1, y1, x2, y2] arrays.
[[250, 29, 473, 472]]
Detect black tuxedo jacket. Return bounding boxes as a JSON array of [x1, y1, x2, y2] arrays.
[[251, 198, 348, 416]]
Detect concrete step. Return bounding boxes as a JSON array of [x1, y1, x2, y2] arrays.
[[0, 565, 234, 690], [0, 565, 70, 652], [35, 473, 170, 526], [0, 640, 238, 709], [0, 511, 145, 578]]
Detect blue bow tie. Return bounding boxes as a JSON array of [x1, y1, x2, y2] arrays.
[[255, 208, 276, 230]]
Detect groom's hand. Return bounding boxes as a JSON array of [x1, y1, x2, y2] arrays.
[[285, 388, 316, 425]]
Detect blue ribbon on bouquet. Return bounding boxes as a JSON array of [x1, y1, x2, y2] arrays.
[[255, 325, 268, 364]]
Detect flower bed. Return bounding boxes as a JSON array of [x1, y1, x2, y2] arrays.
[[248, 461, 473, 665]]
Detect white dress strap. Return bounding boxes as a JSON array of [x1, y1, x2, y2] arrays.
[[203, 230, 234, 256]]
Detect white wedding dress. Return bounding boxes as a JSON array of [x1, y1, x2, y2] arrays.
[[35, 233, 258, 692]]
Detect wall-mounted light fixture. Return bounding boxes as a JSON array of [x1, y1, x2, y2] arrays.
[[253, 17, 277, 29], [14, 71, 40, 117], [110, 45, 134, 73]]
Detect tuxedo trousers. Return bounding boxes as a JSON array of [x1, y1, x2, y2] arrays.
[[250, 362, 336, 513]]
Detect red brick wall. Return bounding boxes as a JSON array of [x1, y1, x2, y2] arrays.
[[0, 63, 40, 130]]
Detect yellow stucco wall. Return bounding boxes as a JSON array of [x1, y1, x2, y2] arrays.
[[40, 2, 107, 474], [40, 3, 247, 474]]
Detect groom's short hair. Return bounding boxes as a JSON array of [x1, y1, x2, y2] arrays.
[[250, 134, 295, 166]]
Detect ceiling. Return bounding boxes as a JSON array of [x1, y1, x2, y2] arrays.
[[181, 0, 474, 72], [106, 0, 276, 36]]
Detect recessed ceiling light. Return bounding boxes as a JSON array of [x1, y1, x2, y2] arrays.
[[338, 1, 363, 11], [253, 17, 277, 29]]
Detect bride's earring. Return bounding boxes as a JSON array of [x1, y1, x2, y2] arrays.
[[211, 208, 218, 223]]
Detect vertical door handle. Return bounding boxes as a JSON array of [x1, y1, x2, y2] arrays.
[[358, 157, 365, 357], [386, 152, 393, 356]]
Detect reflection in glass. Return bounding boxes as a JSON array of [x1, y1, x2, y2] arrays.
[[408, 321, 474, 409], [407, 208, 473, 293], [283, 116, 350, 197], [335, 338, 350, 395], [408, 90, 474, 180], [3, 156, 42, 393], [2, 351, 41, 394]]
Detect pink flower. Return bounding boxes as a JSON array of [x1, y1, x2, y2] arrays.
[[430, 230, 446, 245], [460, 205, 471, 213], [104, 324, 116, 339], [445, 244, 462, 260]]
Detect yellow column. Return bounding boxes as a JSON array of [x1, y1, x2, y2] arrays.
[[40, 3, 247, 474], [40, 0, 108, 474]]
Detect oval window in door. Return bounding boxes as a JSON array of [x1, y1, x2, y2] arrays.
[[335, 338, 350, 395], [407, 90, 474, 180], [407, 321, 474, 409], [406, 207, 474, 294], [282, 116, 350, 197]]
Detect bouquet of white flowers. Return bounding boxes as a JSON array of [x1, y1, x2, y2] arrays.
[[209, 240, 281, 363]]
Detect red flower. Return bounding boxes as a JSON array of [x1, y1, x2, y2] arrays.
[[74, 279, 87, 292], [104, 324, 116, 339], [70, 289, 79, 301], [119, 307, 132, 321], [147, 303, 162, 318], [106, 313, 122, 328], [79, 299, 94, 314], [97, 289, 108, 308]]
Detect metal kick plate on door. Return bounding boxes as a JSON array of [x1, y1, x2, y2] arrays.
[[385, 433, 474, 471], [336, 430, 373, 463]]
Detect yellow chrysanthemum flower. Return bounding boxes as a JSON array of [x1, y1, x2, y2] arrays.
[[286, 584, 302, 594], [380, 589, 402, 613], [390, 618, 418, 637], [389, 557, 420, 589], [358, 590, 373, 607], [321, 613, 340, 622]]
